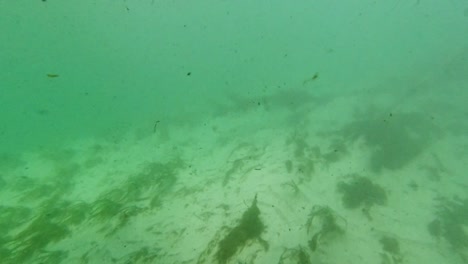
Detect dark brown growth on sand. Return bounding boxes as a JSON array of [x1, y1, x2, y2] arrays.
[[215, 194, 265, 263]]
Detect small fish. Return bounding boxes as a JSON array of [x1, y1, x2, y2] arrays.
[[46, 74, 59, 78]]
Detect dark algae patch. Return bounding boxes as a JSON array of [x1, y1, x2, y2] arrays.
[[215, 194, 267, 263], [337, 175, 387, 210], [336, 110, 439, 172], [426, 197, 468, 262], [379, 236, 403, 264], [0, 157, 183, 263], [380, 236, 400, 254], [428, 198, 468, 250]]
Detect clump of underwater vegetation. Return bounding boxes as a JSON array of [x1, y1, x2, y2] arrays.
[[215, 195, 268, 264], [428, 197, 468, 258], [34, 250, 68, 264], [89, 198, 144, 236], [0, 206, 33, 231], [84, 158, 185, 236], [0, 196, 91, 263], [278, 247, 312, 264], [337, 175, 387, 211], [4, 214, 71, 263], [306, 205, 346, 252], [222, 143, 265, 186], [119, 247, 161, 263], [121, 158, 184, 206], [90, 199, 124, 222], [39, 199, 90, 227], [337, 110, 439, 172], [379, 236, 403, 264]]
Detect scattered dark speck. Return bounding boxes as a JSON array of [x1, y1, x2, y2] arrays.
[[187, 72, 191, 76]]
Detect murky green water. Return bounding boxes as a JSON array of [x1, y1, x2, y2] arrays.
[[1, 1, 467, 263]]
